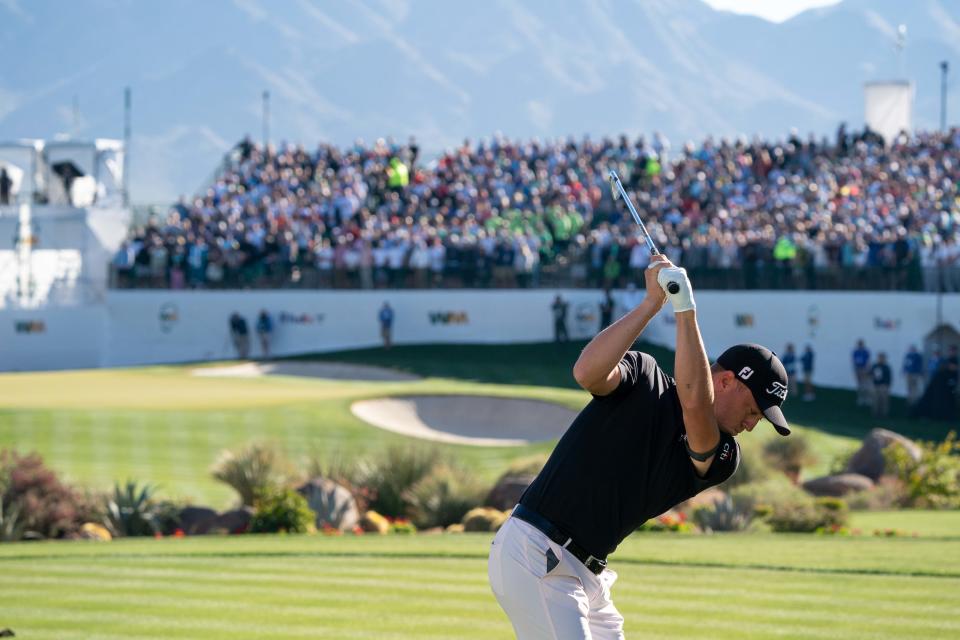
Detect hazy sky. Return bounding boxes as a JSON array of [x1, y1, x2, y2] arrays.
[[702, 0, 843, 23]]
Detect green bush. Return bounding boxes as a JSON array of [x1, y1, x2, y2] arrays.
[[501, 453, 550, 477], [403, 463, 485, 529], [729, 476, 807, 515], [0, 449, 96, 540], [829, 446, 859, 475], [721, 443, 775, 488], [763, 434, 817, 478], [764, 496, 849, 533], [885, 431, 960, 509], [211, 442, 290, 507], [250, 488, 315, 534], [105, 480, 161, 537], [359, 446, 444, 518], [692, 496, 753, 533], [845, 476, 908, 511]]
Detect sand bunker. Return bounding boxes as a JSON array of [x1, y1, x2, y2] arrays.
[[192, 361, 420, 382], [350, 395, 577, 446]]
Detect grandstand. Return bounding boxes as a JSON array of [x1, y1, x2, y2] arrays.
[[111, 126, 960, 293]]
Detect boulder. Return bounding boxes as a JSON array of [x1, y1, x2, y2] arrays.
[[485, 474, 536, 511], [360, 510, 390, 534], [297, 477, 360, 531], [79, 522, 112, 541], [462, 507, 509, 532], [802, 473, 875, 497], [178, 506, 218, 535], [846, 429, 923, 481], [209, 507, 254, 534]]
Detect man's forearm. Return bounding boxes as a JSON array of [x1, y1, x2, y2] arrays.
[[674, 310, 714, 416], [573, 299, 661, 387]]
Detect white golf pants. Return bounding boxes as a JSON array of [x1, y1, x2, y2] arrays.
[[488, 515, 625, 639]]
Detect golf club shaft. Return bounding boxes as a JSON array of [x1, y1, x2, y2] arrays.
[[608, 169, 680, 294], [608, 170, 659, 255]]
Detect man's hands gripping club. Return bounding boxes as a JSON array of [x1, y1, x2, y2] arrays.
[[646, 255, 696, 314]]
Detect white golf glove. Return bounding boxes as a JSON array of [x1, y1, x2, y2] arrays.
[[657, 266, 696, 313]]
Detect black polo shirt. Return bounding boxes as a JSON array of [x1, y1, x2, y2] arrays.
[[519, 351, 740, 558]]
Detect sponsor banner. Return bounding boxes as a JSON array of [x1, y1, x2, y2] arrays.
[[2, 289, 958, 400]]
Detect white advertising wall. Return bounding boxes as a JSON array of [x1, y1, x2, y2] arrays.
[[3, 289, 958, 399], [0, 306, 105, 371]]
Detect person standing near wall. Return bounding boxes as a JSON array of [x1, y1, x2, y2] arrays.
[[551, 294, 569, 343], [599, 289, 615, 331], [781, 343, 799, 397], [256, 309, 274, 359], [870, 352, 892, 418], [229, 312, 250, 360], [902, 345, 924, 405], [379, 301, 395, 349], [801, 344, 816, 401], [852, 339, 872, 406]]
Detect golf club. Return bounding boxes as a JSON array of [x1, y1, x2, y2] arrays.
[[608, 169, 680, 294]]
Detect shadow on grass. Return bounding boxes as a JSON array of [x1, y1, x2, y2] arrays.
[[294, 342, 957, 443]]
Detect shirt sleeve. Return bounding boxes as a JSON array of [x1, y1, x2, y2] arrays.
[[691, 432, 740, 492], [598, 351, 658, 400]]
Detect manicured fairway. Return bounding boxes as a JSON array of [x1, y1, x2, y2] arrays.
[[2, 529, 959, 639], [0, 345, 861, 508]]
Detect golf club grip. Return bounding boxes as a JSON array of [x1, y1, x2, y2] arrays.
[[667, 281, 680, 294]]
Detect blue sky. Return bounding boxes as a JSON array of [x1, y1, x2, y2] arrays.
[[702, 0, 842, 23]]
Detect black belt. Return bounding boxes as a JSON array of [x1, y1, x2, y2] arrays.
[[512, 504, 607, 575]]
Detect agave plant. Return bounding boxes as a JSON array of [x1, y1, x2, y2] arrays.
[[0, 495, 27, 542], [692, 496, 753, 533], [105, 480, 160, 537]]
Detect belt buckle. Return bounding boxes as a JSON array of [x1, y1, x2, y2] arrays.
[[585, 555, 606, 573]]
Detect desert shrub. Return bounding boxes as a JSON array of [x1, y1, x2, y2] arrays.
[[829, 446, 859, 475], [763, 434, 817, 479], [692, 496, 753, 533], [721, 443, 775, 488], [729, 476, 806, 516], [403, 463, 485, 529], [885, 431, 960, 509], [462, 507, 508, 532], [212, 442, 290, 507], [764, 495, 849, 533], [845, 476, 908, 511], [104, 480, 161, 537], [250, 488, 315, 534], [306, 451, 374, 513], [501, 453, 550, 477], [0, 450, 95, 540], [358, 446, 444, 518]]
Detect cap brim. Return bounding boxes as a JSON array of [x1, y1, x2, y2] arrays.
[[763, 405, 791, 436]]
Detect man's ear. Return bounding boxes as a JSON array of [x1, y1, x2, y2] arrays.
[[715, 369, 734, 390]]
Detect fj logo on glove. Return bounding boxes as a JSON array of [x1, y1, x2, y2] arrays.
[[766, 382, 788, 400]]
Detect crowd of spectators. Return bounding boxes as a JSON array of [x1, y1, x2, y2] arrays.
[[112, 123, 960, 291]]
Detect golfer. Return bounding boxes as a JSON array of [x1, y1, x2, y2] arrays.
[[488, 255, 790, 639]]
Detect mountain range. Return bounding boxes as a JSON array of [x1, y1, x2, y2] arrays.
[[1, 0, 958, 202]]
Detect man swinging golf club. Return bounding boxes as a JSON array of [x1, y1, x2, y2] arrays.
[[488, 175, 790, 639]]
